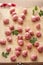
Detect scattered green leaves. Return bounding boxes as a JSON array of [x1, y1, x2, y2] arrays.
[[2, 52, 9, 58], [32, 6, 38, 15], [39, 10, 43, 16], [12, 30, 19, 35], [32, 6, 43, 17], [30, 37, 37, 45]]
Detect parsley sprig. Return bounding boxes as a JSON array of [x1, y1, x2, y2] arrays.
[[30, 37, 37, 45], [34, 6, 38, 11], [2, 52, 9, 58], [12, 30, 19, 35], [32, 6, 43, 17], [39, 10, 43, 16], [32, 6, 38, 15], [32, 9, 35, 15]]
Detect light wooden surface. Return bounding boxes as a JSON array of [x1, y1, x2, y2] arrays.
[[0, 0, 43, 64], [0, 0, 43, 7]]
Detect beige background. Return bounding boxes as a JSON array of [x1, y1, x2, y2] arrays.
[[0, 0, 43, 7]]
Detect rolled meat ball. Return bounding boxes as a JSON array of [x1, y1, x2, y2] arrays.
[[3, 18, 9, 25], [12, 14, 18, 21], [22, 50, 28, 57], [30, 54, 37, 61], [10, 55, 16, 62], [37, 45, 43, 53], [0, 39, 6, 45], [24, 32, 31, 40], [18, 40, 24, 46]]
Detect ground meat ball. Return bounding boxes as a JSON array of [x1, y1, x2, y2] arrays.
[[10, 55, 16, 62], [12, 14, 18, 21], [11, 12, 16, 16], [34, 41, 39, 47], [6, 46, 11, 53], [30, 54, 37, 61], [36, 31, 41, 38], [3, 18, 9, 25], [20, 13, 25, 20], [31, 16, 36, 22], [18, 17, 24, 25], [17, 34, 23, 40], [31, 15, 40, 22], [15, 50, 21, 57], [37, 45, 43, 53], [7, 36, 12, 42], [9, 7, 15, 14], [9, 25, 14, 30], [18, 40, 24, 46], [17, 26, 23, 33], [5, 29, 11, 36], [25, 32, 31, 40], [0, 39, 6, 45], [29, 30, 34, 36], [23, 8, 27, 15], [27, 43, 32, 49], [36, 23, 41, 30], [25, 27, 30, 32], [15, 46, 22, 51], [35, 16, 40, 21], [22, 50, 28, 57]]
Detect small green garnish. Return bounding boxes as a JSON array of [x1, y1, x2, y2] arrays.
[[32, 9, 35, 15], [12, 30, 19, 35], [30, 37, 37, 45], [2, 52, 9, 58], [32, 6, 38, 15], [39, 10, 43, 16], [34, 6, 38, 10]]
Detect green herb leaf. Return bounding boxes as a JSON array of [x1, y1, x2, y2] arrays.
[[34, 6, 38, 10], [39, 10, 43, 16], [32, 9, 35, 15], [2, 52, 9, 58], [12, 30, 19, 35], [32, 6, 38, 15], [30, 37, 37, 45]]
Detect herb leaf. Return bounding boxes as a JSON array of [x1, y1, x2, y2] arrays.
[[12, 30, 19, 35], [32, 6, 38, 15], [2, 52, 9, 58], [39, 10, 43, 16], [30, 37, 37, 45], [32, 9, 35, 15], [34, 6, 38, 10]]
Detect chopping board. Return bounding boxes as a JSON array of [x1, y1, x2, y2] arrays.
[[0, 0, 43, 65]]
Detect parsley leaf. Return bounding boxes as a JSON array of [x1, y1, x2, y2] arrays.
[[32, 9, 35, 15], [34, 6, 38, 10], [30, 37, 37, 45], [2, 52, 9, 58], [39, 10, 43, 16], [12, 30, 19, 35], [32, 6, 38, 15]]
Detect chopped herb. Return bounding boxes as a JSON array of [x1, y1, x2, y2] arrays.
[[32, 6, 38, 15], [12, 30, 19, 35], [32, 9, 35, 15], [30, 37, 37, 45], [39, 10, 43, 16], [2, 52, 9, 58], [34, 6, 38, 10]]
